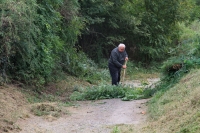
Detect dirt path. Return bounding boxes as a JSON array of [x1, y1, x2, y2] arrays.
[[17, 99, 148, 133], [16, 78, 159, 133]]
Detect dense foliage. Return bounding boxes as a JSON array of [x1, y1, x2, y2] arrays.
[[0, 0, 89, 86], [78, 0, 198, 63], [0, 0, 199, 87], [145, 20, 200, 99]]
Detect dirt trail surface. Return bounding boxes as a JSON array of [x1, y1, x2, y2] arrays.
[[16, 78, 159, 133], [17, 99, 148, 133]]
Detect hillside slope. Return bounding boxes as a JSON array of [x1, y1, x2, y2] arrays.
[[0, 85, 29, 132], [141, 69, 200, 133], [0, 69, 199, 133]]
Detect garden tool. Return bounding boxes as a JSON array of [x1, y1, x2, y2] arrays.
[[122, 60, 127, 84]]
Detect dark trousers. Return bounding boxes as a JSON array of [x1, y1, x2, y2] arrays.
[[108, 63, 121, 85]]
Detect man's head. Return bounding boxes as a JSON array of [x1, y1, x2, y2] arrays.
[[118, 43, 126, 52]]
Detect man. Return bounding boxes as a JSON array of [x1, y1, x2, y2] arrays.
[[108, 43, 128, 85]]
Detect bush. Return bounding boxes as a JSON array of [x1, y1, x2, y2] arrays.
[[0, 0, 86, 88]]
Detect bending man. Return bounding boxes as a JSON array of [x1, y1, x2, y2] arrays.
[[108, 43, 128, 85]]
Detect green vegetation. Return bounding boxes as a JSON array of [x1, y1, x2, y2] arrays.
[[1, 0, 200, 132], [107, 12, 200, 133], [128, 18, 200, 133], [134, 20, 200, 101], [78, 0, 196, 63], [70, 84, 145, 101], [126, 61, 160, 80], [140, 69, 200, 133], [0, 0, 199, 89], [0, 0, 96, 87]]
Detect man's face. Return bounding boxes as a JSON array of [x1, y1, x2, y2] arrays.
[[118, 47, 125, 52]]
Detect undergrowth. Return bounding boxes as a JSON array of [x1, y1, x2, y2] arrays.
[[145, 69, 200, 133], [113, 21, 200, 133], [140, 21, 200, 132], [126, 61, 160, 80], [70, 84, 145, 101], [150, 21, 200, 99]]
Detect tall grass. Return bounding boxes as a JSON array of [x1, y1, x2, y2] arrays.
[[143, 69, 200, 133]]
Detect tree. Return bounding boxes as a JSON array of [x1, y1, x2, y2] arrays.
[[78, 0, 142, 62], [78, 0, 197, 64], [0, 0, 85, 85]]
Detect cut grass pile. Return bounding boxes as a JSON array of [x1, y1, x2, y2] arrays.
[[31, 103, 62, 117], [69, 84, 145, 101]]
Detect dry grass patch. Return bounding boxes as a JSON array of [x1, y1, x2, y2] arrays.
[[0, 85, 29, 132], [139, 69, 200, 133], [44, 75, 92, 102], [31, 102, 65, 118]]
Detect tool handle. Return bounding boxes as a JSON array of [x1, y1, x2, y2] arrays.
[[122, 60, 127, 84], [124, 60, 127, 66]]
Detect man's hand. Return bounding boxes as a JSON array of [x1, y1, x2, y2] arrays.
[[122, 65, 127, 69], [125, 57, 128, 61]]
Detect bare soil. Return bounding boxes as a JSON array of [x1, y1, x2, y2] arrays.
[[0, 85, 29, 133], [0, 78, 159, 133], [16, 99, 149, 133], [15, 79, 159, 133]]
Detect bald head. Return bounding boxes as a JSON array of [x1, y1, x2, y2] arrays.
[[118, 43, 126, 52], [118, 43, 125, 48]]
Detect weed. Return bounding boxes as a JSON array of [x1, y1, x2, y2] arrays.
[[112, 126, 120, 133], [70, 84, 146, 101], [110, 124, 136, 133], [180, 128, 190, 133]]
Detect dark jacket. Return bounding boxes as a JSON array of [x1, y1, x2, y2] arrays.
[[108, 47, 128, 68]]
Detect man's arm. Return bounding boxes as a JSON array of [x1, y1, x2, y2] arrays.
[[111, 51, 123, 68]]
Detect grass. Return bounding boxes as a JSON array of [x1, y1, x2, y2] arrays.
[[126, 61, 160, 80], [68, 60, 160, 101], [0, 85, 29, 132], [69, 83, 147, 101], [22, 74, 93, 104], [31, 102, 63, 117], [1, 20, 200, 133], [112, 21, 200, 133], [108, 69, 200, 133], [15, 62, 159, 130], [111, 124, 135, 133], [138, 69, 200, 133]]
